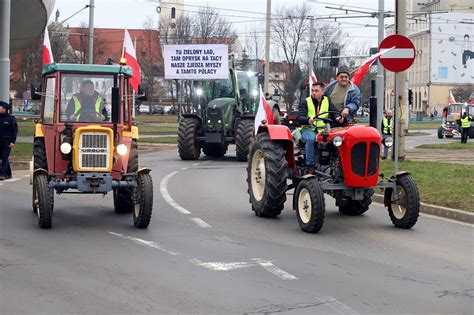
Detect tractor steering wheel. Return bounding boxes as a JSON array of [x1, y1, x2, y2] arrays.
[[312, 110, 343, 124], [77, 109, 103, 122]]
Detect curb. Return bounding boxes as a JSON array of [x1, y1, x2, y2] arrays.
[[373, 194, 474, 224]]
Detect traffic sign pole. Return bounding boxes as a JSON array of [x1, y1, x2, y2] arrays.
[[393, 73, 399, 174]]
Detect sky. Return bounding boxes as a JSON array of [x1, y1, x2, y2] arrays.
[[50, 0, 395, 58]]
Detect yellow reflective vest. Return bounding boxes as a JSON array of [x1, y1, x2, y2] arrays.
[[306, 96, 329, 129], [383, 117, 393, 134], [73, 94, 102, 120], [461, 116, 471, 128]]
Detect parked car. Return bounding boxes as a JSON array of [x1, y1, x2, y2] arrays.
[[151, 104, 164, 115], [139, 105, 150, 114], [164, 105, 179, 115]]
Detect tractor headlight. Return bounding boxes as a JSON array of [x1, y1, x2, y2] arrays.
[[116, 143, 128, 156], [60, 142, 72, 154], [207, 119, 211, 124], [218, 119, 222, 124], [383, 136, 394, 148], [332, 136, 343, 147]]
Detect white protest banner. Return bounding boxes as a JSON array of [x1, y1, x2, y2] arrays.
[[164, 44, 229, 80]]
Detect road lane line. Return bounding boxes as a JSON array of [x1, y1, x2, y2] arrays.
[[108, 232, 181, 256], [252, 258, 298, 280], [181, 167, 188, 170], [190, 217, 212, 228], [189, 258, 254, 271], [160, 171, 192, 215], [313, 295, 360, 315]]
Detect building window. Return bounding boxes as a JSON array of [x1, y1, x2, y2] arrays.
[[438, 66, 447, 79]]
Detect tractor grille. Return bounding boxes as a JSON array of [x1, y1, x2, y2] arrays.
[[78, 132, 110, 170], [367, 142, 380, 176], [351, 143, 366, 176]]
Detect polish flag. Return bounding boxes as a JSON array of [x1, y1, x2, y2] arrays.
[[352, 46, 395, 86], [122, 29, 141, 92], [309, 70, 318, 88], [42, 27, 54, 67], [254, 86, 274, 135], [448, 91, 456, 104]]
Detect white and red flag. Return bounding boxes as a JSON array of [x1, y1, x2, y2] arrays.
[[309, 69, 318, 87], [351, 46, 395, 86], [448, 91, 456, 104], [254, 86, 274, 135], [42, 27, 54, 67], [122, 29, 141, 91]]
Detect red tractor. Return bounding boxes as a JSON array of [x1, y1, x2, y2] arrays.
[[30, 63, 153, 229], [247, 113, 420, 233]]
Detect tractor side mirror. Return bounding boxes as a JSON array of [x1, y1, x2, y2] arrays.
[[137, 84, 148, 101], [30, 83, 42, 100], [111, 87, 120, 124]]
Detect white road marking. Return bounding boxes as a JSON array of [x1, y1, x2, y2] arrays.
[[190, 217, 212, 228], [181, 167, 188, 170], [252, 258, 298, 280], [189, 258, 254, 271], [313, 295, 360, 315], [192, 163, 199, 166], [107, 232, 181, 256], [160, 171, 192, 214]]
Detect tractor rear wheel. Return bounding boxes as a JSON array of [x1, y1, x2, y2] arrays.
[[437, 127, 443, 139], [203, 143, 227, 157], [178, 118, 201, 160], [338, 189, 374, 215], [386, 174, 420, 229], [114, 140, 138, 214], [247, 132, 288, 217], [235, 119, 254, 161], [295, 178, 325, 233], [133, 173, 153, 228], [34, 173, 53, 229]]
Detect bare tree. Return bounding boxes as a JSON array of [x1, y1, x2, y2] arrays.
[[243, 24, 264, 72]]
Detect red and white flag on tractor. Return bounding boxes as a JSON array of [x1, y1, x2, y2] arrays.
[[122, 29, 141, 92], [42, 27, 54, 67], [351, 46, 395, 86], [254, 86, 274, 135], [309, 70, 318, 87], [448, 91, 456, 104]]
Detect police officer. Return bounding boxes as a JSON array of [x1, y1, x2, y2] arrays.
[[381, 110, 393, 160], [460, 110, 473, 144], [0, 101, 18, 180]]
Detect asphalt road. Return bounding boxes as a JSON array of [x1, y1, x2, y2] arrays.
[[1, 148, 472, 314]]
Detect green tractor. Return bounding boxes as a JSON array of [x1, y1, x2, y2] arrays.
[[177, 56, 280, 161]]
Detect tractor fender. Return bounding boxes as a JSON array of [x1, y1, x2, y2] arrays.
[[137, 168, 152, 175], [32, 168, 49, 185], [292, 174, 317, 210], [257, 125, 295, 169], [383, 171, 411, 206], [181, 114, 202, 127]]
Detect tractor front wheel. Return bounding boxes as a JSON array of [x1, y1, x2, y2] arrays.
[[235, 119, 254, 161], [114, 140, 138, 214], [34, 174, 53, 229], [437, 127, 444, 139], [338, 189, 374, 216], [133, 173, 153, 228], [178, 118, 201, 160], [247, 132, 288, 217], [295, 178, 325, 233], [385, 174, 420, 229]]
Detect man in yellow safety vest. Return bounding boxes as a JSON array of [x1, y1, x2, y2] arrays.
[[66, 80, 108, 122], [381, 110, 393, 159], [460, 110, 473, 144], [297, 82, 342, 173]]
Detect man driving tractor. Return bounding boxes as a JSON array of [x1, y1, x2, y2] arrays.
[[66, 80, 108, 122]]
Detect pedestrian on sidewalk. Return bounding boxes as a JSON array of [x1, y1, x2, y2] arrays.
[[460, 110, 473, 144], [0, 101, 18, 180], [381, 110, 393, 160]]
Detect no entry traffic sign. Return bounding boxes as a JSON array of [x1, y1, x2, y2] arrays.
[[378, 35, 415, 72]]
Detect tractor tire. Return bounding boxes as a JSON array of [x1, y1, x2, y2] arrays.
[[338, 189, 374, 216], [385, 174, 420, 229], [445, 134, 454, 138], [113, 140, 138, 214], [272, 107, 281, 125], [34, 173, 53, 229], [133, 173, 153, 228], [469, 128, 474, 139], [33, 137, 47, 169], [295, 178, 325, 233], [235, 119, 254, 161], [437, 127, 444, 139], [203, 143, 227, 157], [178, 118, 201, 160], [247, 132, 288, 217]]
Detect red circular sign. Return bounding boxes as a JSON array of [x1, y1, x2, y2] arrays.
[[378, 34, 415, 72]]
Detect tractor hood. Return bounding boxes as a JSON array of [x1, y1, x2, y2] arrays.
[[206, 98, 236, 109], [206, 98, 236, 124]]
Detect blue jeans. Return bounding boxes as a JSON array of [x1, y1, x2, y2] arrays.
[[301, 128, 318, 165]]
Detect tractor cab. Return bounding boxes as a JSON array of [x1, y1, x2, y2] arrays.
[[30, 63, 153, 229], [439, 103, 464, 138]]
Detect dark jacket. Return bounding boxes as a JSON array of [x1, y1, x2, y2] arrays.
[[297, 95, 340, 126], [324, 80, 361, 118], [0, 113, 18, 143]]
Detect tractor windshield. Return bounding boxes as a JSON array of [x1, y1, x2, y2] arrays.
[[210, 78, 235, 99], [236, 71, 258, 111], [448, 104, 463, 115], [60, 74, 114, 123]]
